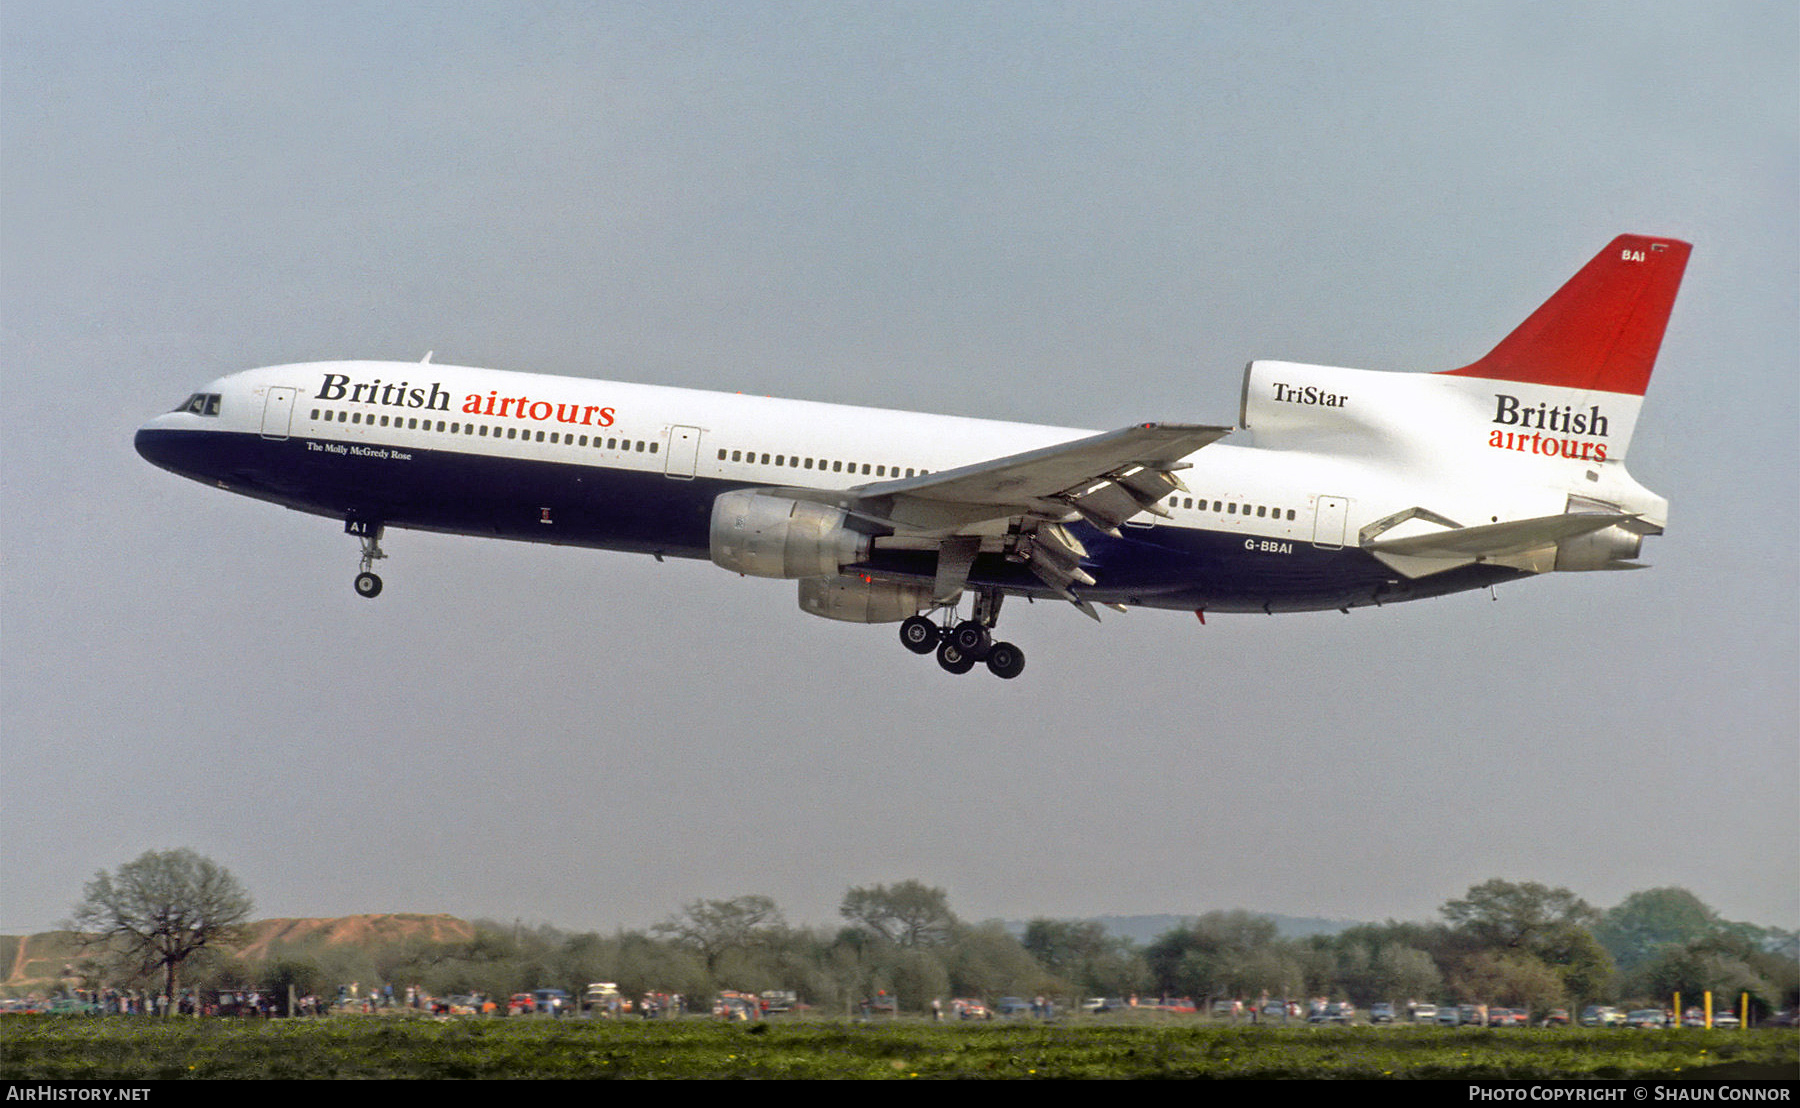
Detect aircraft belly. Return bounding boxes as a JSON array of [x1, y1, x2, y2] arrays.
[[1075, 525, 1520, 613], [137, 429, 721, 558]]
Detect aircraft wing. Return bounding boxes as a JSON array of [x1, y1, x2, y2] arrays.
[[792, 422, 1230, 606], [863, 422, 1228, 512]]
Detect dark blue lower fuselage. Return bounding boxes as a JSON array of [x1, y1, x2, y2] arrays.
[[135, 427, 1519, 614]]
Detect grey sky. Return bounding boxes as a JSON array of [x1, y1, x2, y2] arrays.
[[4, 2, 1794, 938]]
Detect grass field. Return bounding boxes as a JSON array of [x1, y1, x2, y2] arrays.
[[3, 1015, 1796, 1080]]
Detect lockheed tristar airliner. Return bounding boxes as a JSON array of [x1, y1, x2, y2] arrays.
[[137, 234, 1689, 679]]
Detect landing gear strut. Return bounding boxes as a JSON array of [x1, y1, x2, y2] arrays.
[[349, 521, 386, 598], [896, 589, 1026, 679]]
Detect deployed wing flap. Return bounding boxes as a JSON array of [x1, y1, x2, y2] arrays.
[[842, 421, 1228, 606]]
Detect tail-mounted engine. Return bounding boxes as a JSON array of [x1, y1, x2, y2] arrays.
[[1554, 496, 1649, 571], [710, 490, 872, 579]]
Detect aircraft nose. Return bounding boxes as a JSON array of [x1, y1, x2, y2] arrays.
[[135, 425, 170, 470], [134, 419, 201, 478]]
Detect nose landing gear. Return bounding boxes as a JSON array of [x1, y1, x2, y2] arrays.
[[348, 520, 386, 599], [897, 589, 1025, 679]]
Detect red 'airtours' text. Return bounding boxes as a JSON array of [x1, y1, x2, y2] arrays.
[[461, 391, 615, 427], [1486, 429, 1607, 461]]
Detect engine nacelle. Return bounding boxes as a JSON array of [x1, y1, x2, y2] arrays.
[[710, 490, 871, 579], [1555, 524, 1644, 571], [797, 574, 932, 623]]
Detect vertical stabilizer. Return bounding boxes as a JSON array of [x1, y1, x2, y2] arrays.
[[1441, 235, 1690, 397]]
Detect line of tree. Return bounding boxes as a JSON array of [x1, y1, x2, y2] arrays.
[[62, 855, 1799, 1018]]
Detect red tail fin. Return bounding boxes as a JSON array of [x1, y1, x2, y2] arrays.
[[1442, 234, 1691, 396]]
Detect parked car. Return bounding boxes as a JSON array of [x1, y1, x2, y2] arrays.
[[40, 997, 98, 1015], [1144, 997, 1197, 1014], [995, 996, 1031, 1016], [507, 993, 536, 1016], [952, 998, 990, 1019], [1580, 1005, 1626, 1027], [1409, 1003, 1438, 1022], [1369, 1002, 1395, 1023], [1625, 1009, 1669, 1029], [1308, 1001, 1355, 1023], [1541, 1008, 1571, 1027]]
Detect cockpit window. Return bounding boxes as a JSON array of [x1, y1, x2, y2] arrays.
[[174, 393, 222, 416]]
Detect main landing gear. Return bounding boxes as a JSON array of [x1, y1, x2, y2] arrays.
[[898, 590, 1025, 679], [349, 521, 386, 598]]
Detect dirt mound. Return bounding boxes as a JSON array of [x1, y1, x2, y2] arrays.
[[4, 914, 475, 989], [234, 914, 475, 962]]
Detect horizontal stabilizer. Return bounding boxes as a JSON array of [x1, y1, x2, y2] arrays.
[[1365, 512, 1634, 560]]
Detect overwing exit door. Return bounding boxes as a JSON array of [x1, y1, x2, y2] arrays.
[[663, 425, 701, 479]]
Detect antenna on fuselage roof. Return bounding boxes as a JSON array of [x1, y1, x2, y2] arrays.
[[421, 351, 433, 364]]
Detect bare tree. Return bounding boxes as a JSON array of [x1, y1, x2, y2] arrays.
[[70, 848, 253, 1008], [652, 895, 785, 974], [839, 880, 957, 947]]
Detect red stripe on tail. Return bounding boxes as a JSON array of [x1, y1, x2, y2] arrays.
[[1441, 235, 1691, 397]]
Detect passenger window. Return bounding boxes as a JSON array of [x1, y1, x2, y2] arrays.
[[1257, 506, 1266, 517]]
